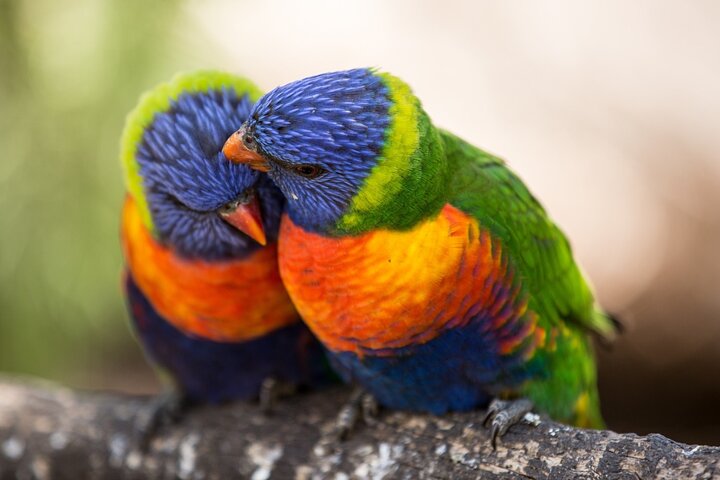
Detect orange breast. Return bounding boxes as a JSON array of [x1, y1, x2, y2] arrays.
[[121, 196, 298, 342], [278, 204, 530, 356]]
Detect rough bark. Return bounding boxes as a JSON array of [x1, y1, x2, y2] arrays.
[[0, 377, 717, 479]]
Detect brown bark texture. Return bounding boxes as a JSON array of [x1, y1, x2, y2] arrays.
[[0, 378, 717, 479]]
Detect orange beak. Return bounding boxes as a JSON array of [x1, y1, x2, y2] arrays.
[[219, 191, 267, 246], [223, 128, 270, 172]]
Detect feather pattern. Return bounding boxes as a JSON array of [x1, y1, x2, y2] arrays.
[[124, 272, 333, 403], [239, 69, 614, 426], [120, 71, 335, 401]]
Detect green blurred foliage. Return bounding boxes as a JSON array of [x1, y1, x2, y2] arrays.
[[0, 0, 207, 384]]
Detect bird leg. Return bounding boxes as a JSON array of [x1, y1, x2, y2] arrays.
[[259, 377, 298, 414], [482, 397, 534, 449], [335, 387, 380, 440], [135, 389, 191, 451]]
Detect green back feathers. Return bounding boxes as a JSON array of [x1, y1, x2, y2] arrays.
[[120, 70, 263, 233], [441, 130, 614, 423], [443, 130, 615, 340], [336, 72, 450, 234], [329, 67, 615, 341]]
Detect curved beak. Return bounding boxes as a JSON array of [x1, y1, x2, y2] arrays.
[[218, 190, 267, 246], [223, 127, 270, 172]]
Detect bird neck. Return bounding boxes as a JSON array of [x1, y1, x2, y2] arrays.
[[328, 110, 452, 236], [121, 196, 298, 342]]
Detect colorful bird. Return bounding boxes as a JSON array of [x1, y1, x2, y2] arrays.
[[222, 68, 618, 441], [120, 71, 333, 439]]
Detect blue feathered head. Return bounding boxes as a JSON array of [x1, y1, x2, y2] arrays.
[[223, 69, 393, 232], [224, 68, 446, 235], [122, 71, 283, 259]]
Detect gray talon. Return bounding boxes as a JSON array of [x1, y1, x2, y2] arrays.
[[136, 390, 189, 451], [483, 398, 534, 449], [335, 388, 379, 440], [259, 377, 297, 414], [361, 392, 379, 425], [259, 377, 278, 414]]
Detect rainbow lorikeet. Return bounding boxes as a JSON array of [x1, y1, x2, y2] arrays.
[[119, 71, 334, 439], [222, 68, 618, 442]]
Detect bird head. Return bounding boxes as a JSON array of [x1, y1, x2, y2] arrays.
[[222, 68, 448, 234], [121, 71, 282, 259]]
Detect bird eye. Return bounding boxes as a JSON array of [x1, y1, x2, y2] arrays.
[[242, 132, 256, 150], [292, 164, 326, 179], [218, 199, 241, 215]]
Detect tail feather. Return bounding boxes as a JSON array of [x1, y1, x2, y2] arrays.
[[588, 308, 623, 346]]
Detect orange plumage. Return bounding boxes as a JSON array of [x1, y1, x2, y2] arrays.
[[121, 196, 298, 342], [279, 204, 540, 357]]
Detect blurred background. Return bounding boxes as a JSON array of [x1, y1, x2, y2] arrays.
[[1, 0, 718, 444]]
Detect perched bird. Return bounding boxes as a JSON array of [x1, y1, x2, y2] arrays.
[[120, 71, 333, 438], [222, 68, 618, 442]]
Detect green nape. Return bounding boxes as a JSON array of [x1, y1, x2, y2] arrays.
[[335, 72, 452, 235], [119, 70, 263, 233]]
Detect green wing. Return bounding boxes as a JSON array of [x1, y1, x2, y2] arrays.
[[442, 130, 615, 339]]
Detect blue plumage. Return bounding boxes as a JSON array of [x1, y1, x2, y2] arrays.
[[125, 274, 334, 403], [122, 76, 336, 409], [244, 68, 391, 232], [136, 88, 283, 259], [330, 315, 542, 414]]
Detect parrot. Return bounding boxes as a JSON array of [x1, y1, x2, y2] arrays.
[[119, 70, 334, 442], [221, 68, 619, 444]]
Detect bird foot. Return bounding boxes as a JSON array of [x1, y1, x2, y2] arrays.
[[135, 390, 189, 451], [259, 377, 298, 414], [482, 397, 534, 449], [335, 388, 380, 440]]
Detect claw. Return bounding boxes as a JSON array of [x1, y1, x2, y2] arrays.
[[361, 392, 379, 426], [259, 378, 278, 414], [482, 398, 507, 427], [135, 390, 189, 451], [482, 397, 534, 450], [336, 405, 359, 440], [490, 423, 500, 450], [335, 388, 380, 440], [259, 377, 297, 414]]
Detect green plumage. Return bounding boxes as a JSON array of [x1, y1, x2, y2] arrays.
[[442, 129, 612, 427], [338, 87, 614, 426], [233, 68, 616, 429]]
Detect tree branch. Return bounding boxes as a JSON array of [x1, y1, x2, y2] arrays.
[[0, 377, 717, 479]]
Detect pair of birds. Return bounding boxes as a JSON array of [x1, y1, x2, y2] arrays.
[[121, 69, 616, 444]]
